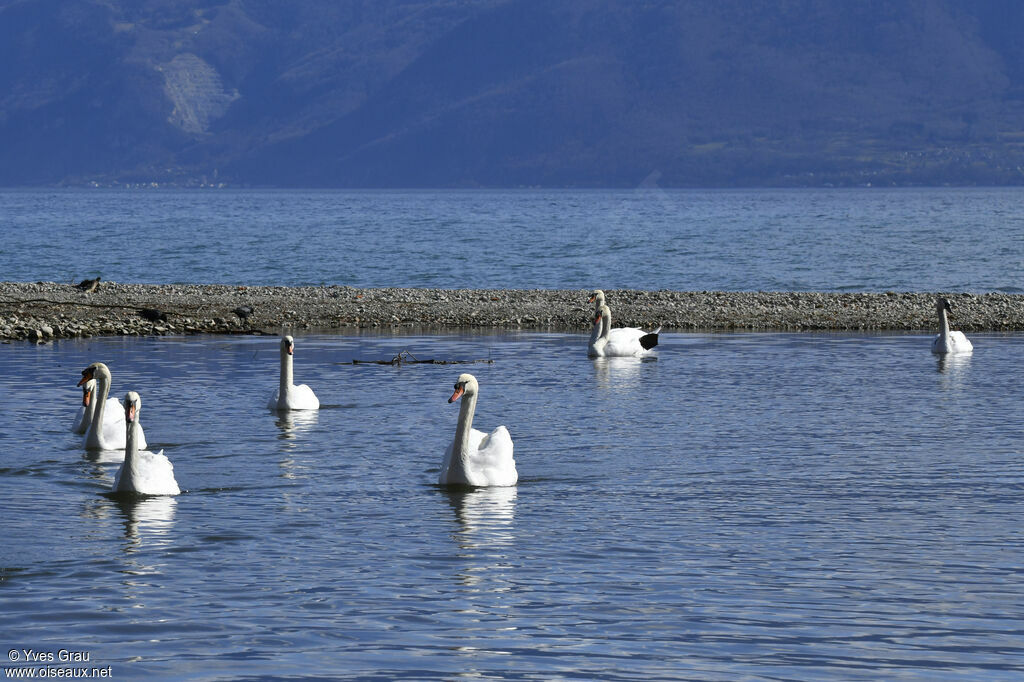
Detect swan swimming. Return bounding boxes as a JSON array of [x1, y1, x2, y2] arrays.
[[71, 378, 123, 436], [113, 392, 180, 496], [589, 303, 660, 357], [78, 362, 146, 450], [931, 296, 973, 354], [439, 373, 517, 487], [268, 335, 320, 410]]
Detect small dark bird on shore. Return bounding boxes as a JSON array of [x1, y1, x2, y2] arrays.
[[233, 305, 254, 320], [138, 308, 168, 322], [76, 277, 101, 293]]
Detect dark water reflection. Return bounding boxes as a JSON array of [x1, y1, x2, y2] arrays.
[[1, 331, 1022, 679]]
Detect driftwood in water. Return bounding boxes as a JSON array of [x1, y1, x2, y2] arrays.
[[344, 350, 494, 366]]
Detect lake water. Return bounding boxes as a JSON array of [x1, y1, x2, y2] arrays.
[[1, 187, 1022, 292], [2, 331, 1023, 680]]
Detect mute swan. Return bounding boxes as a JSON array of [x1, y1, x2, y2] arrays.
[[71, 378, 123, 436], [931, 297, 973, 354], [113, 392, 180, 495], [440, 374, 517, 487], [78, 362, 146, 450], [268, 335, 320, 411], [589, 303, 660, 357]]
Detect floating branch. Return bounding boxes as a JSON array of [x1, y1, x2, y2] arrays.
[[343, 350, 494, 366]]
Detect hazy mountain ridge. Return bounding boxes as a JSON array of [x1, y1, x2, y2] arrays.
[[2, 0, 1024, 187]]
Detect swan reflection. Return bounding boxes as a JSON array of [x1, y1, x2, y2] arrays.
[[936, 351, 972, 391], [445, 486, 518, 588], [111, 494, 177, 549], [447, 486, 518, 548], [275, 409, 319, 441], [592, 355, 655, 391]]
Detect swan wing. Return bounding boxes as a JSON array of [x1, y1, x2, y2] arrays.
[[271, 384, 320, 410], [605, 327, 658, 356], [115, 449, 180, 495], [471, 426, 517, 487], [933, 331, 974, 354], [948, 331, 973, 353]]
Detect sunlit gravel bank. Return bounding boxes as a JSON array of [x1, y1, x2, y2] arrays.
[[1, 281, 1022, 341]]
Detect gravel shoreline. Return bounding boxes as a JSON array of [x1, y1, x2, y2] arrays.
[[1, 281, 1022, 341]]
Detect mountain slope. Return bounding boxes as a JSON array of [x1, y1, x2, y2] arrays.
[[3, 0, 1024, 186]]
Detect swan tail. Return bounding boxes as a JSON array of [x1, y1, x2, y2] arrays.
[[639, 332, 659, 350]]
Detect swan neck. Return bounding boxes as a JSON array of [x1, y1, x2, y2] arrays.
[[452, 390, 478, 475], [939, 307, 951, 338], [280, 348, 293, 391], [601, 308, 611, 341], [87, 372, 110, 447], [124, 417, 139, 467]]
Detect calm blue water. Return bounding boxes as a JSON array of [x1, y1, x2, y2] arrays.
[[2, 331, 1023, 679], [1, 187, 1022, 292]]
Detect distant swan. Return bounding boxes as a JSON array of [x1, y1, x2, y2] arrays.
[[931, 296, 973, 354], [589, 303, 660, 357], [71, 378, 123, 436], [439, 374, 517, 487], [268, 335, 320, 410], [113, 391, 180, 495], [78, 362, 146, 450]]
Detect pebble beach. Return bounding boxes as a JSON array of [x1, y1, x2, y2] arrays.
[[1, 281, 1023, 341]]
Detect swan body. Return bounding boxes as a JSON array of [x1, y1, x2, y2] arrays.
[[931, 297, 973, 354], [71, 378, 123, 435], [440, 374, 517, 487], [78, 363, 146, 450], [268, 335, 320, 410], [113, 392, 179, 495], [589, 303, 660, 357]]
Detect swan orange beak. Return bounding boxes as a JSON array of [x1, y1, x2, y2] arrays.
[[77, 368, 94, 386], [287, 343, 294, 355], [448, 385, 465, 403], [81, 387, 91, 407], [125, 402, 136, 423]]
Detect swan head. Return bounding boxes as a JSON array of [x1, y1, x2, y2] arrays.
[[80, 378, 97, 407], [597, 303, 611, 324], [281, 335, 295, 356], [123, 391, 141, 423], [448, 373, 479, 403], [588, 290, 605, 306], [78, 362, 110, 387], [936, 296, 952, 314]]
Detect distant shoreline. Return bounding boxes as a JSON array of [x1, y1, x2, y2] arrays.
[[1, 281, 1022, 341]]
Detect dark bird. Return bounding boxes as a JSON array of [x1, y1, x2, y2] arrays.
[[138, 308, 168, 322], [233, 305, 254, 320], [76, 277, 101, 292]]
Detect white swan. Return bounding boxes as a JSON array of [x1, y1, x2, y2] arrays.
[[71, 378, 124, 436], [78, 362, 146, 450], [931, 296, 973, 354], [113, 392, 180, 495], [440, 374, 517, 487], [268, 335, 320, 410], [589, 303, 660, 357]]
